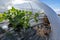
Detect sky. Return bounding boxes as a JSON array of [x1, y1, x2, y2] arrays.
[[40, 0, 60, 14], [0, 0, 60, 14]]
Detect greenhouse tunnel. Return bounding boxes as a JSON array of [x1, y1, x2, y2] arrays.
[[0, 0, 60, 40], [12, 0, 60, 40]]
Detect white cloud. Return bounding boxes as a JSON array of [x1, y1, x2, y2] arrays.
[[56, 11, 60, 14], [54, 9, 60, 14], [12, 0, 38, 4], [12, 0, 30, 4]]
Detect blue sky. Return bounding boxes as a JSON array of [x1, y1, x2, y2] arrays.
[[40, 0, 60, 14]]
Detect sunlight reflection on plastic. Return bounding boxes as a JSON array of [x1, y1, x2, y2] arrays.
[[2, 25, 8, 30]]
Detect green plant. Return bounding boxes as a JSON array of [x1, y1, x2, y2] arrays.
[[0, 7, 39, 32], [0, 13, 6, 22]]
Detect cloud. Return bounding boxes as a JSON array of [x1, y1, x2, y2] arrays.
[[56, 11, 60, 14], [12, 0, 38, 4], [12, 0, 30, 4], [54, 9, 60, 14]]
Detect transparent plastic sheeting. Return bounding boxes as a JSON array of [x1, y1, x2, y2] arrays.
[[0, 0, 12, 12], [34, 1, 60, 40], [0, 0, 60, 40], [13, 0, 60, 40]]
